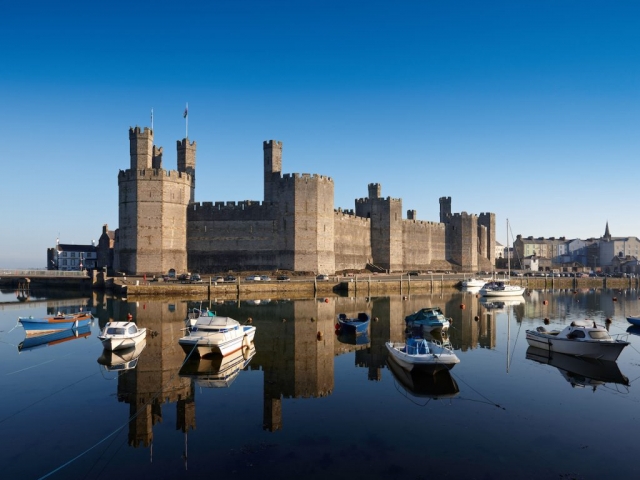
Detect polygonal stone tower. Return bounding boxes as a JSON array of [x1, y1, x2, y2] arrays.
[[115, 127, 195, 275]]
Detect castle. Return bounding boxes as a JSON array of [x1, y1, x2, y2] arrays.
[[112, 127, 495, 275]]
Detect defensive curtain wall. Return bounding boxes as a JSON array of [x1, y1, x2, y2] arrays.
[[114, 126, 495, 275]]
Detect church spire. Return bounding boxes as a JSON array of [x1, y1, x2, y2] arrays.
[[603, 221, 611, 241]]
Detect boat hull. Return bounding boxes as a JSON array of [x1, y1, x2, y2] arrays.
[[18, 325, 92, 352], [385, 341, 459, 373], [179, 325, 256, 357], [18, 313, 92, 335], [480, 286, 525, 297], [99, 332, 146, 351], [626, 316, 640, 327], [525, 330, 629, 361]]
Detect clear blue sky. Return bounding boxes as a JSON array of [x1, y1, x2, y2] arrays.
[[1, 1, 639, 268]]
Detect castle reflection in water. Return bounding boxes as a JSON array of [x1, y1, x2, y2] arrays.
[[90, 289, 502, 449]]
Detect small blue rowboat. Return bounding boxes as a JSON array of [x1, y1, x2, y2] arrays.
[[18, 312, 93, 336], [627, 316, 640, 327], [336, 313, 370, 335], [18, 325, 92, 352]]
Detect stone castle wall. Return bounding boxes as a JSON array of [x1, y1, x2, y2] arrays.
[[333, 210, 372, 271], [401, 219, 446, 270], [116, 128, 495, 275]]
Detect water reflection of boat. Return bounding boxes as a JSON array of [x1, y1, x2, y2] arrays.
[[480, 296, 525, 311], [387, 356, 459, 401], [525, 346, 629, 391], [18, 325, 91, 352], [626, 325, 640, 336], [179, 342, 256, 388], [97, 339, 147, 372], [337, 330, 370, 346]]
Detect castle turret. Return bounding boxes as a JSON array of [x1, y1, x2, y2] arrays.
[[264, 140, 282, 203], [439, 196, 451, 223], [129, 127, 153, 170], [177, 138, 196, 202]]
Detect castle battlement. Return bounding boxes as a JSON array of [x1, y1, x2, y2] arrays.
[[406, 219, 444, 229], [263, 140, 282, 147], [191, 200, 266, 211], [334, 209, 369, 225], [281, 173, 333, 183], [118, 169, 193, 182], [355, 196, 401, 204], [451, 212, 477, 219]]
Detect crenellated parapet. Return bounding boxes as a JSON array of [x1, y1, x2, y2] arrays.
[[117, 168, 193, 184], [188, 199, 278, 222], [280, 172, 334, 184], [334, 209, 369, 225], [355, 196, 402, 205]]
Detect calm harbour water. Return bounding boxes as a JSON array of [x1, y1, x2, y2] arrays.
[[1, 287, 640, 480]]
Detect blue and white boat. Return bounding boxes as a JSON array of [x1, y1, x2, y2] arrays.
[[18, 312, 93, 336], [405, 307, 450, 332], [386, 337, 460, 372], [18, 325, 92, 352], [336, 313, 370, 335]]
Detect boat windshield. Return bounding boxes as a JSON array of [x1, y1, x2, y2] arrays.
[[588, 331, 611, 340], [107, 328, 126, 335]]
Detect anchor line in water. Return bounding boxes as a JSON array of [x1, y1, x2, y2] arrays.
[[0, 370, 101, 425], [43, 342, 201, 480], [449, 371, 506, 410]]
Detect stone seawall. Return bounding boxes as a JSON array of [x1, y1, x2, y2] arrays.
[[118, 276, 638, 298]]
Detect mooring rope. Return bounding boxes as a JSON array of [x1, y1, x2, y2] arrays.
[[39, 342, 200, 480]]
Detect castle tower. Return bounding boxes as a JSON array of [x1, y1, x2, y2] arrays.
[[368, 183, 381, 199], [129, 126, 153, 170], [177, 138, 197, 202], [116, 126, 193, 275], [152, 145, 163, 169], [264, 140, 282, 203], [439, 196, 451, 223]]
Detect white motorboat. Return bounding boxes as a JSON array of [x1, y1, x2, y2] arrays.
[[479, 281, 526, 297], [461, 277, 487, 288], [385, 337, 460, 372], [179, 315, 256, 357], [525, 319, 630, 361], [98, 321, 147, 351]]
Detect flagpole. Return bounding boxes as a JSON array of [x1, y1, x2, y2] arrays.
[[151, 108, 154, 131], [185, 102, 189, 138]]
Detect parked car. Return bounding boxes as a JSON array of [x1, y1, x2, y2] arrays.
[[213, 276, 225, 283], [178, 273, 190, 282], [277, 275, 290, 281], [224, 275, 237, 282], [316, 274, 329, 281], [189, 274, 203, 283], [246, 275, 261, 281], [260, 275, 271, 281], [407, 271, 420, 276]]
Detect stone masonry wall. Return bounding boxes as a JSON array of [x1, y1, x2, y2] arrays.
[[333, 211, 372, 271]]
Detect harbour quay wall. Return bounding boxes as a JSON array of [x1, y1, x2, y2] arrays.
[[116, 276, 639, 299]]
